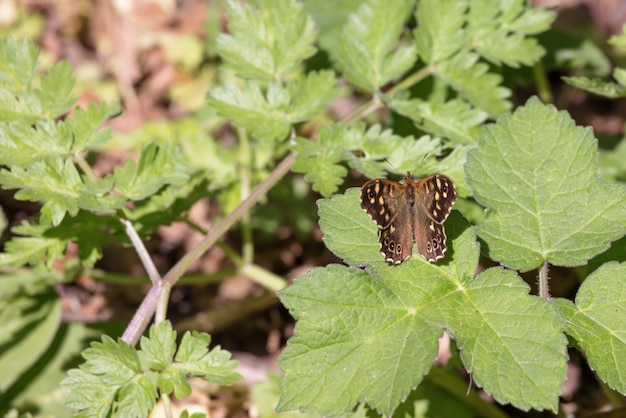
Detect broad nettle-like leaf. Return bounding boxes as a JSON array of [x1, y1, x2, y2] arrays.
[[466, 97, 626, 271], [327, 0, 416, 92], [216, 0, 317, 80], [277, 189, 567, 416], [555, 261, 626, 395]]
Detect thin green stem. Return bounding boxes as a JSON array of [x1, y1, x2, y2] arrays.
[[238, 127, 254, 264], [387, 65, 432, 97], [241, 263, 288, 292], [74, 153, 98, 182], [533, 61, 553, 104], [538, 260, 550, 300], [121, 151, 298, 344]]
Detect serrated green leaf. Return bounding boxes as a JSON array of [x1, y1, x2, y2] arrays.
[[563, 75, 626, 98], [327, 0, 417, 92], [112, 142, 189, 201], [80, 336, 141, 384], [466, 97, 626, 271], [292, 125, 352, 197], [217, 0, 317, 80], [414, 0, 467, 64], [0, 158, 125, 226], [279, 190, 566, 414], [62, 368, 117, 415], [389, 96, 486, 144], [38, 60, 77, 118], [64, 101, 121, 150], [0, 120, 72, 166], [0, 221, 67, 269], [287, 70, 338, 122], [442, 267, 567, 412], [115, 376, 157, 418], [207, 82, 291, 141], [0, 38, 38, 90], [436, 51, 511, 117], [555, 262, 626, 395], [466, 0, 554, 68], [139, 320, 177, 371], [171, 331, 241, 386]]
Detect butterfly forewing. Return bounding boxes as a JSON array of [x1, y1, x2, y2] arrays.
[[360, 172, 456, 264], [360, 179, 403, 229], [416, 175, 457, 224]]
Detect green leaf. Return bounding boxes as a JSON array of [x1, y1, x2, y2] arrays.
[[435, 51, 511, 117], [555, 262, 626, 395], [115, 376, 157, 418], [466, 97, 626, 271], [112, 142, 190, 201], [80, 336, 142, 383], [172, 331, 242, 385], [207, 81, 292, 141], [138, 320, 177, 371], [0, 101, 120, 167], [414, 0, 467, 64], [278, 189, 567, 415], [0, 286, 61, 393], [64, 101, 121, 150], [0, 158, 125, 226], [327, 0, 417, 92], [292, 125, 352, 197], [287, 70, 339, 122], [389, 96, 487, 144], [0, 37, 38, 90], [563, 75, 626, 98], [472, 98, 626, 269], [38, 60, 77, 118], [466, 0, 554, 68], [0, 221, 67, 269], [216, 0, 317, 80]]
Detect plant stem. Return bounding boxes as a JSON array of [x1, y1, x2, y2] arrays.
[[120, 151, 298, 345], [533, 61, 553, 104], [538, 260, 550, 300]]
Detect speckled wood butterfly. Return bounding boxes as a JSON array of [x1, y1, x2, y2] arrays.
[[360, 172, 456, 264]]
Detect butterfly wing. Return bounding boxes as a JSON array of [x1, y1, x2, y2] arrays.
[[414, 208, 448, 262], [361, 179, 413, 263], [413, 174, 456, 262], [416, 175, 456, 223], [379, 203, 414, 263], [360, 179, 402, 229]]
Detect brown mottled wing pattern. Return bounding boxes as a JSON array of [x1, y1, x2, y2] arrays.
[[361, 173, 457, 264], [413, 175, 457, 262], [360, 178, 413, 263]]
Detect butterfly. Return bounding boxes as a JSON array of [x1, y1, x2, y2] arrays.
[[360, 172, 456, 263]]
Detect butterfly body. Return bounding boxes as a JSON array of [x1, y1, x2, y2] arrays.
[[360, 172, 456, 264]]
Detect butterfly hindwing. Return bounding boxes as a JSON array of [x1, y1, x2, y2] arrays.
[[414, 207, 447, 262], [360, 172, 456, 264]]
